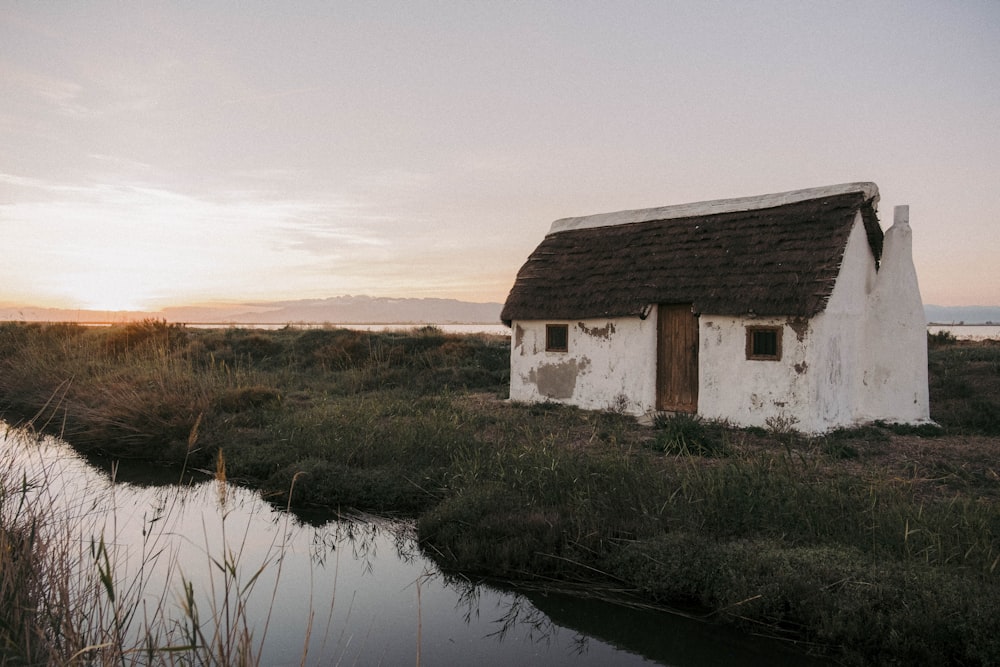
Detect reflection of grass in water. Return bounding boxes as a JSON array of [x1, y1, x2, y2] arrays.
[[0, 425, 321, 666]]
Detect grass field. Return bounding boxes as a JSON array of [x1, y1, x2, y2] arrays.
[[1, 321, 998, 665]]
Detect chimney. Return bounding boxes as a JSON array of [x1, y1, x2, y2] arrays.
[[894, 205, 909, 227], [865, 203, 929, 423], [882, 204, 914, 273]]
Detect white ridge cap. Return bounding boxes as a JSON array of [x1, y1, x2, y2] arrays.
[[548, 182, 879, 234]]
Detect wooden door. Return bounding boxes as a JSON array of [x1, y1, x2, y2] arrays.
[[657, 304, 699, 412]]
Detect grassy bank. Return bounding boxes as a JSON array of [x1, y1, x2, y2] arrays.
[[1, 321, 998, 665]]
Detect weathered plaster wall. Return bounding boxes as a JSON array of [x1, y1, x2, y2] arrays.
[[697, 315, 815, 429], [509, 317, 657, 414], [862, 206, 930, 423], [698, 215, 879, 432], [758, 210, 930, 432], [804, 213, 879, 431]]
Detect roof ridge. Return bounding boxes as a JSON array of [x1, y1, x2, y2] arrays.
[[549, 182, 879, 234]]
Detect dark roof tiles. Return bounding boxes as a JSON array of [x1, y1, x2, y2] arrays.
[[501, 189, 882, 324]]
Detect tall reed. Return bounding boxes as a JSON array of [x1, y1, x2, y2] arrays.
[[0, 426, 308, 666]]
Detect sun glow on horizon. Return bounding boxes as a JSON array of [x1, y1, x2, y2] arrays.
[[0, 173, 522, 311], [49, 262, 163, 312]]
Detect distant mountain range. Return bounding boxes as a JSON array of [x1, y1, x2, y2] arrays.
[[924, 305, 1000, 325], [0, 297, 996, 326]]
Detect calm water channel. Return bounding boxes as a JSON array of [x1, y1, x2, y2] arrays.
[[1, 424, 826, 666]]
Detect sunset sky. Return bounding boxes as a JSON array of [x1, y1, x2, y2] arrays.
[[2, 2, 998, 312]]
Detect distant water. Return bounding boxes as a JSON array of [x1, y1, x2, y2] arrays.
[[209, 323, 998, 342], [185, 322, 512, 335], [336, 323, 510, 335], [928, 325, 1000, 340]]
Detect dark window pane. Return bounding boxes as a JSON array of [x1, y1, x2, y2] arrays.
[[546, 324, 568, 352], [746, 326, 781, 360], [753, 330, 777, 356]]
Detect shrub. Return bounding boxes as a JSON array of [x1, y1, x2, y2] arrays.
[[267, 458, 438, 514], [227, 331, 283, 365], [103, 319, 187, 356], [607, 534, 1000, 665], [650, 413, 728, 457], [216, 385, 282, 412], [418, 484, 569, 576], [927, 329, 957, 346]]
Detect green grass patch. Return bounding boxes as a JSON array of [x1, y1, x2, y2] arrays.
[[929, 339, 1000, 435], [650, 413, 730, 457]]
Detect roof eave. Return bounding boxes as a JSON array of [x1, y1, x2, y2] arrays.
[[549, 182, 879, 235]]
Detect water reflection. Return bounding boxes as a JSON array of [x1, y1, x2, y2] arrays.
[[2, 424, 826, 666]]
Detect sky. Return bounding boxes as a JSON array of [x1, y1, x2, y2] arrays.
[[1, 1, 998, 312]]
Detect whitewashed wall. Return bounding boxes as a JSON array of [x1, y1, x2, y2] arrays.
[[806, 213, 878, 430], [862, 206, 930, 422], [509, 211, 931, 431], [697, 314, 816, 430], [509, 317, 658, 414], [699, 212, 928, 432]]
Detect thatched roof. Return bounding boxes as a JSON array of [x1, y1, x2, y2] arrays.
[[501, 183, 883, 325]]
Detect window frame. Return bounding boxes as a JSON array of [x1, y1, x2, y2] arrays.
[[745, 325, 782, 361], [545, 324, 569, 352]]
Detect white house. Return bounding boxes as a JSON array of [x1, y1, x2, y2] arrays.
[[500, 182, 930, 433]]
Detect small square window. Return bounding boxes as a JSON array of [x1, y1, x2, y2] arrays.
[[746, 326, 782, 360], [546, 324, 568, 352]]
